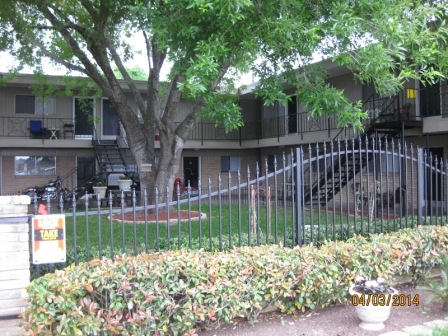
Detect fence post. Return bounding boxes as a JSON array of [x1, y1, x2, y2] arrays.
[[417, 147, 424, 225], [295, 147, 303, 246], [0, 195, 30, 318]]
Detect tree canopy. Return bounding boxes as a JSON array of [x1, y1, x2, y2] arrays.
[[1, 0, 447, 200]]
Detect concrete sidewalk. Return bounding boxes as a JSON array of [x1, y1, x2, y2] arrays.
[[3, 317, 448, 336], [378, 318, 448, 336], [0, 318, 22, 336]]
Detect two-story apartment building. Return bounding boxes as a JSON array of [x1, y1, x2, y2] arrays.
[[0, 59, 446, 199], [0, 74, 144, 195]]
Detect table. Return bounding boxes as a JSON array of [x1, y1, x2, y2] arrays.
[[49, 128, 59, 139]]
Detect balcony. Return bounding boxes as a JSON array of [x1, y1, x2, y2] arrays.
[[183, 112, 356, 143], [1, 113, 350, 143], [0, 116, 75, 140], [0, 116, 93, 150], [0, 101, 426, 147]]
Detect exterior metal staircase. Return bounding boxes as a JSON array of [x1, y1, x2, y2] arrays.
[[303, 95, 403, 206], [92, 140, 129, 173], [91, 138, 139, 191], [71, 169, 108, 201]]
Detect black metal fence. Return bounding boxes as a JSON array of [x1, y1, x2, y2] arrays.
[[30, 136, 448, 273]]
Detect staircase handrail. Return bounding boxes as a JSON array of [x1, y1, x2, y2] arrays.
[[302, 93, 399, 204], [60, 166, 77, 184]]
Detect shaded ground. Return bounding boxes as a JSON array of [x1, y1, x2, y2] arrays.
[[197, 283, 447, 336]]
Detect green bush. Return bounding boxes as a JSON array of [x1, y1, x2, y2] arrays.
[[22, 225, 448, 335], [417, 254, 448, 311]]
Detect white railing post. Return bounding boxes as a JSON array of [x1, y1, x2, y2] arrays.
[[295, 147, 303, 246], [417, 147, 424, 225]]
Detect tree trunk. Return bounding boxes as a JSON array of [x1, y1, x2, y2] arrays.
[[154, 132, 185, 204], [125, 124, 185, 207]]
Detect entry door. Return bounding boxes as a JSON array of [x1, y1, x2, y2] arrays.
[[77, 157, 95, 189], [183, 157, 199, 188], [102, 99, 120, 139], [420, 81, 441, 117], [74, 97, 94, 138], [287, 95, 298, 134]]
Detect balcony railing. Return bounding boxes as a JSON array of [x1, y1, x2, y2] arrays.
[[0, 116, 75, 139], [181, 112, 353, 142], [2, 113, 349, 142], [1, 93, 432, 143]]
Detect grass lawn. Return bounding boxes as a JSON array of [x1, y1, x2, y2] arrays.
[[61, 202, 429, 261], [31, 203, 444, 279], [64, 203, 296, 259]]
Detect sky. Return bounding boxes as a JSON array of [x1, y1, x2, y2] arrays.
[[0, 50, 151, 77], [0, 50, 256, 86]]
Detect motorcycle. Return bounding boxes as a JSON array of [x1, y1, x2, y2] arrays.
[[41, 176, 71, 203], [23, 179, 56, 203], [23, 176, 71, 204], [22, 185, 45, 203]]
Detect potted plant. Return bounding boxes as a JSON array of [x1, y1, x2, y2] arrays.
[[349, 276, 398, 331], [418, 255, 448, 312], [92, 181, 107, 199], [118, 174, 132, 191]]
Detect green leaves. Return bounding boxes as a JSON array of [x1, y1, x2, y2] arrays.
[[22, 225, 448, 335]]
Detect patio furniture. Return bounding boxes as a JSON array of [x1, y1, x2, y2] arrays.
[[62, 123, 74, 139], [49, 128, 59, 139], [29, 120, 45, 138], [396, 103, 411, 120]]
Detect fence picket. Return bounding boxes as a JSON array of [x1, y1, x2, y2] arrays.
[[30, 137, 448, 273]]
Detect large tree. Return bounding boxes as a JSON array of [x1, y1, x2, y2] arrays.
[[0, 0, 447, 203]]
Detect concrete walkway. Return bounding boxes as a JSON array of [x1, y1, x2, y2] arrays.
[[0, 318, 22, 336], [3, 314, 447, 335], [379, 318, 448, 336]]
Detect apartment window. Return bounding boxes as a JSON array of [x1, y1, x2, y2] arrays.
[[15, 156, 56, 176], [379, 152, 400, 173], [221, 156, 240, 172], [15, 95, 55, 115], [267, 154, 284, 172], [367, 153, 401, 173], [15, 95, 35, 114]]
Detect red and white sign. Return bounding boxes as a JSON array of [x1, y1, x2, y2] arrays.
[[32, 214, 66, 264]]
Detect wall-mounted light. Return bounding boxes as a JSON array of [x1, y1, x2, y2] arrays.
[[406, 88, 417, 99]]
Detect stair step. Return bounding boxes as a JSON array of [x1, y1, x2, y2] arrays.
[[94, 139, 128, 173]]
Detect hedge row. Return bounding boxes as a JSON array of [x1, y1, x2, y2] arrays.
[[22, 225, 448, 335]]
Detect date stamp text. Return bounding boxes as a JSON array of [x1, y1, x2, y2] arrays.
[[351, 294, 419, 307]]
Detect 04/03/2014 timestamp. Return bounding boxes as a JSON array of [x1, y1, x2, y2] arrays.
[[351, 294, 419, 307]]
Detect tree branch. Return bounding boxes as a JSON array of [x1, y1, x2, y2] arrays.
[[161, 73, 183, 131], [172, 62, 231, 140], [38, 5, 109, 90], [148, 35, 167, 127], [104, 33, 147, 114], [24, 35, 86, 74]]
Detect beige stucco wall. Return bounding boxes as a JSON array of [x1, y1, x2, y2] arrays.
[[0, 86, 73, 120], [181, 149, 260, 187], [328, 72, 362, 103], [0, 149, 88, 194]]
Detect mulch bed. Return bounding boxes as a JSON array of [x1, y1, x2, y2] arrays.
[[112, 210, 202, 222]]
